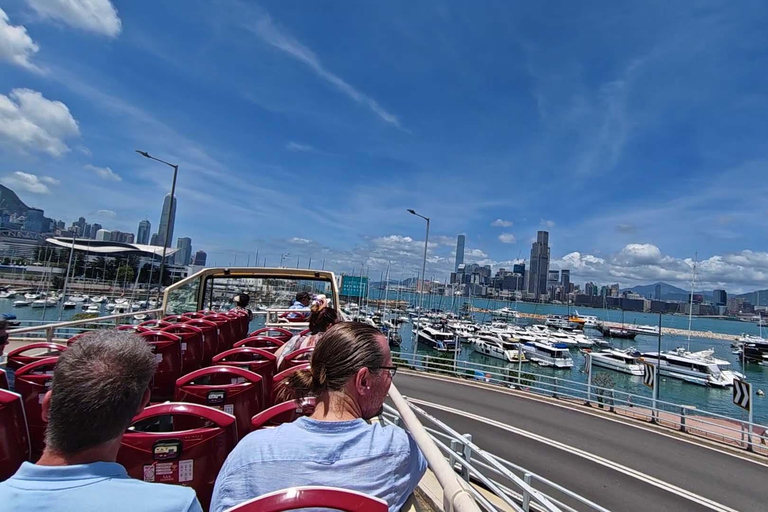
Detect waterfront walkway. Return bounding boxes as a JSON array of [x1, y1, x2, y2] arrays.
[[396, 371, 768, 511]]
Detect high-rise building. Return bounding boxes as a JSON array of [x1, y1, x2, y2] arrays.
[[713, 289, 727, 306], [527, 231, 550, 300], [561, 269, 570, 297], [193, 250, 207, 266], [95, 229, 111, 241], [585, 282, 597, 296], [654, 284, 662, 300], [137, 219, 151, 245], [455, 235, 465, 272], [23, 208, 45, 233], [176, 237, 192, 266], [76, 217, 86, 234], [91, 223, 102, 239], [83, 223, 92, 238], [156, 193, 176, 248]]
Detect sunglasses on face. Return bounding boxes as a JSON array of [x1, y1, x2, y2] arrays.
[[373, 366, 397, 378]]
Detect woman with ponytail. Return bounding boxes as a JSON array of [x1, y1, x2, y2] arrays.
[[275, 294, 339, 368], [211, 322, 427, 512]]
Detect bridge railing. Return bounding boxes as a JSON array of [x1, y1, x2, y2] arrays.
[[393, 350, 768, 455], [383, 395, 609, 512]]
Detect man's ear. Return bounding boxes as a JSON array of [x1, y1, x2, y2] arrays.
[[41, 390, 53, 422]]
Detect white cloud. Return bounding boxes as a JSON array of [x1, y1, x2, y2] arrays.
[[247, 12, 402, 128], [0, 8, 40, 71], [0, 88, 80, 156], [540, 219, 556, 228], [286, 141, 314, 152], [498, 233, 516, 244], [1, 171, 58, 194], [465, 248, 488, 259], [289, 237, 312, 244], [26, 0, 121, 38], [84, 164, 121, 181], [95, 209, 115, 218], [491, 219, 513, 227]]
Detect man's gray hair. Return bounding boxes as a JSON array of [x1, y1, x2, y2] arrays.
[[45, 329, 157, 454]]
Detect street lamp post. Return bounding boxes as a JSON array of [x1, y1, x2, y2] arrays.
[[136, 150, 178, 301], [407, 209, 430, 350], [280, 253, 290, 268]]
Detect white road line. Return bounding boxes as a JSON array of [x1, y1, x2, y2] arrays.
[[399, 371, 768, 469], [410, 397, 740, 512]]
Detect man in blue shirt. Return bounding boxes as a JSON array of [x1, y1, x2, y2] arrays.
[[283, 291, 311, 321], [210, 322, 427, 512], [0, 330, 202, 512]]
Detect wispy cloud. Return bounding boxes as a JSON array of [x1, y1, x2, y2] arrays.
[[243, 10, 403, 129], [285, 141, 314, 153], [1, 171, 58, 194], [498, 233, 516, 244], [491, 219, 513, 227], [85, 164, 122, 182], [540, 219, 555, 228]]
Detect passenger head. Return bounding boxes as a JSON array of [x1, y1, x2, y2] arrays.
[[286, 322, 393, 420], [295, 291, 311, 307], [309, 294, 339, 334], [43, 330, 156, 456], [234, 292, 250, 308]]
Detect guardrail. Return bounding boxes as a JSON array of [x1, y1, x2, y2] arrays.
[[392, 350, 768, 455], [6, 309, 163, 343], [383, 397, 609, 511]]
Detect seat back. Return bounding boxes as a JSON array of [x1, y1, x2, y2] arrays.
[[299, 329, 311, 337], [139, 320, 172, 330], [271, 363, 310, 404], [139, 331, 182, 402], [66, 333, 88, 346], [6, 343, 66, 371], [212, 348, 276, 408], [232, 336, 285, 352], [224, 310, 248, 341], [204, 315, 237, 352], [118, 403, 237, 511], [223, 486, 387, 512], [250, 397, 316, 431], [161, 324, 204, 374], [0, 389, 31, 480], [0, 368, 8, 390], [183, 312, 206, 319], [14, 357, 58, 460], [175, 366, 263, 440], [116, 324, 139, 332], [279, 347, 314, 372], [249, 327, 294, 342], [184, 319, 220, 365], [163, 315, 192, 324]]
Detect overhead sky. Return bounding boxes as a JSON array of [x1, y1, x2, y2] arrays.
[[1, 1, 767, 292]]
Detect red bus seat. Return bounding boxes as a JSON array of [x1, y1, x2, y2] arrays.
[[232, 336, 285, 352], [299, 329, 311, 337], [224, 486, 387, 512], [139, 331, 182, 402], [0, 369, 8, 390], [161, 324, 205, 374], [14, 357, 58, 460], [250, 397, 316, 431], [224, 310, 248, 341], [204, 315, 237, 353], [271, 364, 310, 404], [66, 333, 88, 346], [6, 343, 66, 371], [184, 319, 219, 366], [116, 324, 139, 332], [183, 312, 206, 319], [138, 319, 171, 330], [0, 388, 31, 480], [279, 347, 314, 372], [162, 315, 192, 324], [175, 366, 263, 441], [118, 403, 237, 511], [212, 348, 276, 409], [249, 327, 293, 342]]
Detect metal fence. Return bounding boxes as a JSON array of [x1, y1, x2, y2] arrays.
[[392, 350, 768, 455]]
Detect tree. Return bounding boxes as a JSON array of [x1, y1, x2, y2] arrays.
[[116, 265, 134, 284]]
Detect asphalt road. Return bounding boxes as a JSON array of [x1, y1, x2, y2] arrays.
[[394, 372, 768, 512]]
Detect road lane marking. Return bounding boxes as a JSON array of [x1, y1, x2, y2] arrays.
[[410, 397, 740, 512]]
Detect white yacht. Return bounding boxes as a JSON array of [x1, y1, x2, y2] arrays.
[[471, 334, 526, 363], [492, 307, 520, 319], [30, 299, 48, 308], [13, 299, 31, 307], [68, 295, 88, 302], [521, 341, 574, 368], [573, 311, 599, 328], [90, 295, 107, 303], [63, 301, 77, 309], [0, 290, 17, 299], [640, 349, 741, 387], [544, 315, 571, 330], [589, 349, 644, 375], [415, 325, 457, 352]]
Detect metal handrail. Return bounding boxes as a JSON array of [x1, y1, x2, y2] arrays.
[[6, 309, 163, 343]]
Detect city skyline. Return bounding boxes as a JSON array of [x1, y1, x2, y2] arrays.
[[0, 2, 767, 291]]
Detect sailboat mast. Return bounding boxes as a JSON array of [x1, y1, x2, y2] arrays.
[[687, 252, 697, 346]]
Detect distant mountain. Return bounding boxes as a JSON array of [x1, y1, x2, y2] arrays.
[[0, 185, 30, 216], [621, 282, 712, 302]]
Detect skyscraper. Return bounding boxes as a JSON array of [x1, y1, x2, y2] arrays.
[[175, 237, 192, 266], [95, 229, 111, 241], [150, 233, 158, 246], [193, 250, 207, 266], [91, 223, 102, 239], [455, 235, 465, 272], [561, 269, 570, 299], [137, 219, 151, 245], [527, 231, 550, 300], [156, 193, 176, 248]]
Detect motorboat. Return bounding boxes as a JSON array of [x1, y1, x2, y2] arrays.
[[30, 299, 50, 308], [596, 324, 637, 340], [572, 310, 599, 328], [86, 304, 100, 313], [68, 295, 88, 302], [63, 301, 77, 309], [588, 348, 644, 375], [415, 325, 458, 352], [90, 295, 107, 303], [13, 299, 31, 307], [521, 341, 574, 368], [471, 334, 526, 363], [640, 349, 742, 387], [0, 290, 17, 299], [133, 313, 148, 321], [492, 307, 520, 319], [544, 315, 573, 330], [626, 324, 661, 336]]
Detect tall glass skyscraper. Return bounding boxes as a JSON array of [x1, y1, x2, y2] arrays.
[[528, 231, 550, 300], [455, 235, 465, 272], [137, 219, 151, 245], [156, 193, 176, 248]]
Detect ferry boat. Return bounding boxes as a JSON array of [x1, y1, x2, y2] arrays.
[[521, 341, 574, 368], [639, 349, 741, 387], [415, 325, 458, 352], [471, 334, 526, 363], [588, 348, 644, 375]]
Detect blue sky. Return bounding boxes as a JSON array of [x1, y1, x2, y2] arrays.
[[1, 0, 768, 292]]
